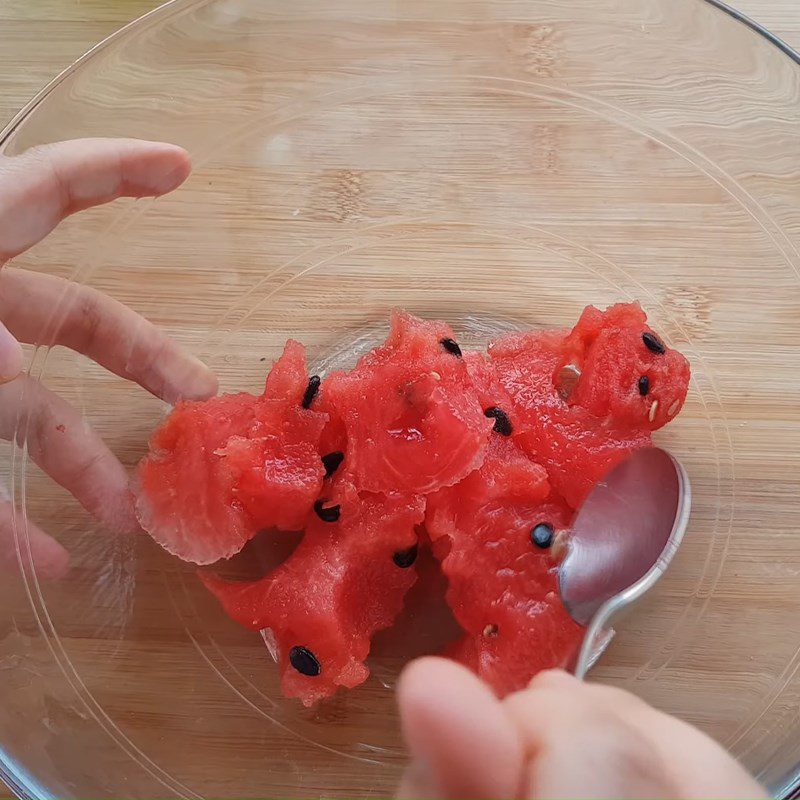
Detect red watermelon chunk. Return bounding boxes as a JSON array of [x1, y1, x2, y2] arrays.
[[427, 436, 583, 695], [323, 312, 493, 495], [136, 341, 327, 564], [446, 592, 583, 697], [488, 328, 637, 509], [488, 303, 688, 509], [137, 303, 690, 704], [201, 482, 424, 705], [561, 303, 690, 430], [463, 351, 521, 431], [315, 381, 348, 467]]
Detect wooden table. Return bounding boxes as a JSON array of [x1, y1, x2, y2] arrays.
[[1, 0, 799, 134], [0, 1, 799, 798]]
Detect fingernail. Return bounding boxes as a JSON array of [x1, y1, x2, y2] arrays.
[[154, 167, 185, 195], [0, 323, 23, 383], [154, 151, 191, 195], [175, 357, 219, 402]]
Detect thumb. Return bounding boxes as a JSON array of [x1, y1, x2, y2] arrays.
[[0, 320, 22, 384], [396, 657, 524, 799]]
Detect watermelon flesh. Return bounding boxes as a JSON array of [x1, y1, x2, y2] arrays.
[[427, 436, 583, 695], [322, 311, 494, 495], [488, 303, 687, 509], [562, 303, 690, 429], [137, 304, 690, 704], [136, 341, 326, 565], [201, 482, 424, 706]]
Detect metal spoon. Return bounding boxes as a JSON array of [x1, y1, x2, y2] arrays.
[[558, 447, 691, 678]]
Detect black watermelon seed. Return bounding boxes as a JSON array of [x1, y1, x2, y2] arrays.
[[642, 332, 666, 355], [638, 375, 650, 396], [531, 522, 554, 549], [289, 645, 321, 677], [314, 499, 341, 523], [484, 406, 513, 436], [440, 337, 462, 357], [301, 375, 321, 409], [393, 544, 418, 569], [321, 451, 345, 479]]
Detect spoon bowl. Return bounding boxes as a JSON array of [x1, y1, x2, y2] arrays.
[[558, 448, 692, 678]]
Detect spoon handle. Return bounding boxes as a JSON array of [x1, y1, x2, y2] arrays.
[[574, 611, 617, 679]]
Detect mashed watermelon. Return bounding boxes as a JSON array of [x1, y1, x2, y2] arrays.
[[137, 304, 690, 704]]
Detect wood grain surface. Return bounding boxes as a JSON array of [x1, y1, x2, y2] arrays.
[[1, 0, 799, 134], [1, 1, 799, 799]]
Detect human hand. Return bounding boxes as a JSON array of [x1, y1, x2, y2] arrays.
[[0, 138, 217, 578], [397, 658, 766, 799]]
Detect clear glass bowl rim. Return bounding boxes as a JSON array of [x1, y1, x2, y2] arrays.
[[0, 1, 798, 798]]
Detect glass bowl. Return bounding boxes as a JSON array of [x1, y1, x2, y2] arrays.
[[2, 0, 800, 797]]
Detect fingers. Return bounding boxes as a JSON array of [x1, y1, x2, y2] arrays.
[[395, 665, 766, 800], [642, 714, 768, 800], [0, 319, 23, 384], [396, 657, 524, 799], [0, 267, 217, 403], [504, 670, 766, 800], [0, 375, 137, 535], [0, 137, 212, 401], [0, 497, 70, 580], [0, 138, 191, 262], [0, 136, 204, 578], [504, 671, 674, 800]]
